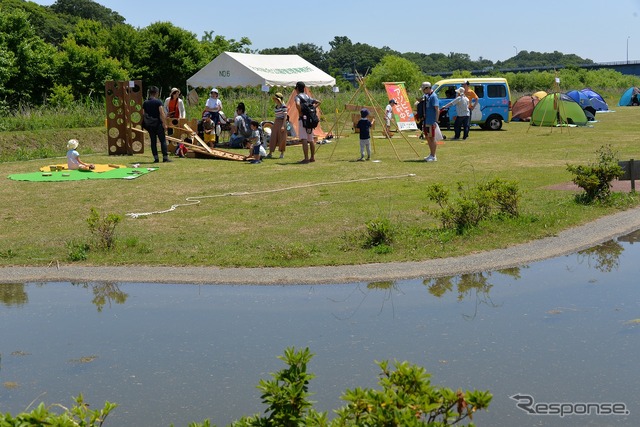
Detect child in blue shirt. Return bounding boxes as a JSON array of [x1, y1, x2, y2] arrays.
[[356, 108, 375, 161]]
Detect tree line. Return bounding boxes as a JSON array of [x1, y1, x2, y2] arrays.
[[0, 0, 631, 113]]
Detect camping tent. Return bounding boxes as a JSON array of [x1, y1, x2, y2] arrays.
[[580, 88, 609, 111], [511, 95, 540, 121], [618, 86, 640, 106], [530, 93, 588, 126], [187, 52, 336, 138], [532, 90, 548, 100], [186, 52, 336, 88], [566, 90, 596, 121]]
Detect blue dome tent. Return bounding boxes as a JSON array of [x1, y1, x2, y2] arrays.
[[580, 88, 609, 111], [618, 87, 640, 106], [566, 90, 596, 121]]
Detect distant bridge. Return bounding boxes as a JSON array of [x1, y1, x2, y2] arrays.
[[439, 60, 640, 77]]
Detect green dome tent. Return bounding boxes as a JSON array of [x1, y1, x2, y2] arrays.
[[530, 93, 588, 126]]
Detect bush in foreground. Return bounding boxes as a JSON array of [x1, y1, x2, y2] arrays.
[[2, 348, 491, 427]]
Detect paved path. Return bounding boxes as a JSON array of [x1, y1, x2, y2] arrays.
[[2, 206, 640, 285]]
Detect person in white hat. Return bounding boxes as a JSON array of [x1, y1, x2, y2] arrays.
[[419, 81, 440, 162], [66, 139, 95, 171], [441, 86, 470, 140], [204, 88, 223, 144]]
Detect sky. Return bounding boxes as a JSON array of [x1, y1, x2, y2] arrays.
[[31, 0, 640, 64]]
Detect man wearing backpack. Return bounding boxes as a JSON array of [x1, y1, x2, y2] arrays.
[[295, 81, 321, 164], [229, 102, 252, 148]]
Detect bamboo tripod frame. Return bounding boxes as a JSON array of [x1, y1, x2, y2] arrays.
[[325, 74, 422, 161], [527, 71, 571, 133]]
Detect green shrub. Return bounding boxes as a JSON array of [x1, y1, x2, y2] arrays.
[[0, 394, 117, 427], [362, 217, 394, 248], [230, 347, 326, 427], [66, 240, 90, 261], [3, 348, 491, 426], [335, 359, 492, 426], [49, 84, 75, 108], [567, 144, 624, 204], [227, 347, 492, 427], [86, 207, 122, 250], [426, 179, 521, 234]]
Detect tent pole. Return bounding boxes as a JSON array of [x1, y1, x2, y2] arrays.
[[358, 74, 400, 161], [326, 83, 364, 160]]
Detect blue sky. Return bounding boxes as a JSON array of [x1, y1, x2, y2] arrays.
[[31, 0, 640, 64]]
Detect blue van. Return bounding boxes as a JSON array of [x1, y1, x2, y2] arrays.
[[432, 78, 511, 130]]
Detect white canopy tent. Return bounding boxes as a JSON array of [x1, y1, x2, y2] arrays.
[[186, 52, 336, 89]]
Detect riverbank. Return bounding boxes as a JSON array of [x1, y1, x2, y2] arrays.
[[3, 205, 639, 285]]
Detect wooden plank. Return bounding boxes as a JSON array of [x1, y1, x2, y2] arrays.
[[131, 124, 246, 161], [183, 123, 214, 155], [180, 140, 247, 161]]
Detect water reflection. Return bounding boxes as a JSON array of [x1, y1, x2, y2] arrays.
[[70, 282, 128, 312], [329, 280, 402, 319], [425, 272, 505, 320], [576, 240, 624, 273], [1, 231, 639, 427], [0, 283, 28, 307]]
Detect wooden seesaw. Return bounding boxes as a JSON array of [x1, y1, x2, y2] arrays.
[[131, 122, 247, 162]]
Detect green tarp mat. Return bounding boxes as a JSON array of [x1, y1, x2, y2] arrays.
[[8, 167, 157, 182]]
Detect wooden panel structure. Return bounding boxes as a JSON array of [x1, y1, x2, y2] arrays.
[[106, 80, 144, 155]]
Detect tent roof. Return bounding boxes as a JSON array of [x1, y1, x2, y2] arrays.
[[618, 86, 640, 106], [566, 90, 593, 108], [187, 52, 336, 89], [511, 95, 539, 121]]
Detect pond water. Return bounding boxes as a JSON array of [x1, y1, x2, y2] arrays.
[[1, 231, 639, 427]]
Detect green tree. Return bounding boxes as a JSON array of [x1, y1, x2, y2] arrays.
[[0, 0, 72, 45], [199, 30, 252, 63], [366, 55, 424, 92], [135, 22, 206, 93], [0, 8, 57, 107], [68, 18, 110, 49], [105, 23, 141, 72], [325, 36, 396, 76], [260, 42, 327, 70], [50, 0, 125, 27], [54, 38, 128, 99]]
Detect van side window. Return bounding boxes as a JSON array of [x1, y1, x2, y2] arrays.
[[437, 85, 456, 100], [487, 84, 506, 98], [473, 85, 484, 98]]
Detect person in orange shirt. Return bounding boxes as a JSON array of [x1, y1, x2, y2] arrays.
[[164, 88, 186, 119]]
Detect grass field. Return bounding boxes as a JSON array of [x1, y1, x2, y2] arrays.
[[1, 106, 639, 268]]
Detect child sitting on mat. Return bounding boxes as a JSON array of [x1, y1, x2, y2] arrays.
[[66, 139, 95, 171]]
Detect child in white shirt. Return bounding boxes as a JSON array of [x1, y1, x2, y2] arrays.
[[66, 139, 94, 171]]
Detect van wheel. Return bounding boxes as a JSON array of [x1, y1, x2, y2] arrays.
[[485, 115, 503, 131]]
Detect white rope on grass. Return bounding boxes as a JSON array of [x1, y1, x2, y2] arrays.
[[126, 173, 417, 218]]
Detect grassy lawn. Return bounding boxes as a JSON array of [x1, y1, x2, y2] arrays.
[[1, 107, 639, 268]]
